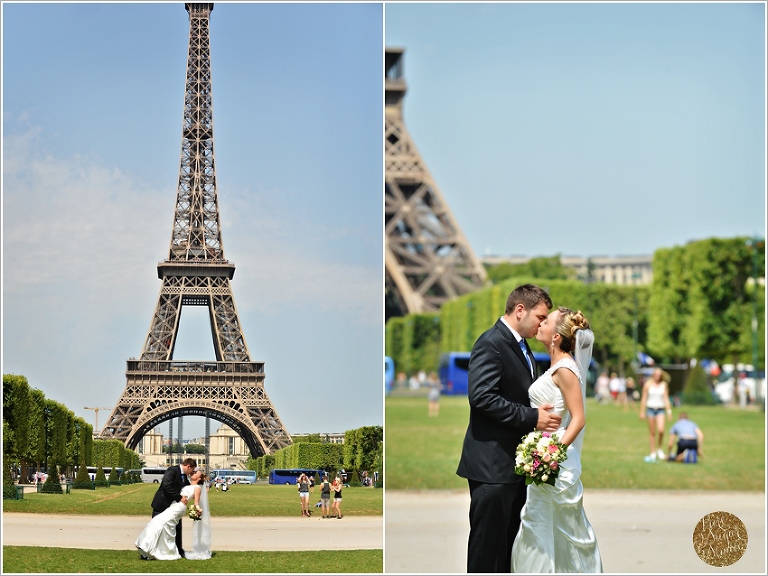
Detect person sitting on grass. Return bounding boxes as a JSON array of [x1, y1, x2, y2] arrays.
[[666, 411, 704, 463]]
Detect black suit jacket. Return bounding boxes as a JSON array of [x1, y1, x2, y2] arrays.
[[151, 465, 188, 514], [456, 319, 539, 484]]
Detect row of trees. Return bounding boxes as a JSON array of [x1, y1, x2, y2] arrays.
[[247, 426, 383, 484], [3, 374, 142, 488], [386, 237, 765, 377]]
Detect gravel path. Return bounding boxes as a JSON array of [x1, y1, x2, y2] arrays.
[[2, 513, 382, 552], [384, 489, 765, 573]]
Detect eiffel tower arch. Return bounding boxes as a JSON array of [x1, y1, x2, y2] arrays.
[[385, 48, 487, 320], [100, 3, 291, 457]]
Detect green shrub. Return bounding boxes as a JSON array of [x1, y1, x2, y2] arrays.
[[39, 468, 63, 494], [108, 466, 120, 486], [682, 362, 718, 405], [72, 462, 94, 490], [94, 465, 109, 488], [3, 462, 17, 500]]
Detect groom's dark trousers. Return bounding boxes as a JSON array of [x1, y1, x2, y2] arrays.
[[456, 318, 539, 573]]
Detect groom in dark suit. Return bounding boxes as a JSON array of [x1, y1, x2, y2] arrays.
[[456, 284, 562, 573], [151, 457, 197, 558]]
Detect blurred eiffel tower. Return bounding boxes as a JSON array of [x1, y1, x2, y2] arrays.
[[100, 3, 291, 457], [385, 48, 486, 320]]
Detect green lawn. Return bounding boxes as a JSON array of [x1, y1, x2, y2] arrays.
[[385, 395, 766, 491], [3, 482, 382, 516], [1, 547, 382, 573], [3, 484, 383, 572]]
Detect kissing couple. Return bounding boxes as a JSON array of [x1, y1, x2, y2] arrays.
[[135, 457, 212, 560], [456, 284, 603, 573]]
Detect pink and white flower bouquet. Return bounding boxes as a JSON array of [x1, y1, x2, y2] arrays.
[[514, 431, 568, 486]]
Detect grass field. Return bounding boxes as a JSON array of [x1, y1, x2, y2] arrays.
[[385, 395, 766, 491], [1, 547, 382, 573], [3, 482, 383, 516], [3, 484, 383, 572]]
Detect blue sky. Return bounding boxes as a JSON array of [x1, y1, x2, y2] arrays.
[[2, 2, 383, 440], [385, 2, 766, 259]]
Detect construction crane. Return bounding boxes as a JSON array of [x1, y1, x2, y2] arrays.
[[84, 407, 111, 435]]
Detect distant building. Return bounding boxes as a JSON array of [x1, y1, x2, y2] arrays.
[[481, 254, 653, 285], [136, 425, 346, 469]]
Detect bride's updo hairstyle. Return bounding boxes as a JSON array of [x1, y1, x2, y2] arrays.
[[555, 307, 591, 353]]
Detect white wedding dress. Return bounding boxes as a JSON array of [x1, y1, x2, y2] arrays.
[[135, 484, 211, 561], [511, 357, 603, 573]]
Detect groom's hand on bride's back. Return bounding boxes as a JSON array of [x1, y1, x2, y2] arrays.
[[535, 404, 562, 432]]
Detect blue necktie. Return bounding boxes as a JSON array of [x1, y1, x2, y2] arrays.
[[519, 339, 534, 377]]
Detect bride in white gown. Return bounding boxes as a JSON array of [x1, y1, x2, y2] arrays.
[[136, 469, 212, 560], [511, 307, 603, 573]]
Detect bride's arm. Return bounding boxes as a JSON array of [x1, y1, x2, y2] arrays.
[[553, 368, 585, 446], [194, 485, 202, 508]]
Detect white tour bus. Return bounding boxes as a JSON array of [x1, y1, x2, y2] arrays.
[[140, 467, 168, 483], [211, 469, 257, 484]]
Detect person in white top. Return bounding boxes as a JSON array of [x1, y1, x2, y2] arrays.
[[639, 368, 673, 462]]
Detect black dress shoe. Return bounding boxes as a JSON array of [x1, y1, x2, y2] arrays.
[[179, 550, 186, 558]]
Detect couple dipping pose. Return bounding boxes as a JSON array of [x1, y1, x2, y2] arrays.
[[457, 284, 603, 573], [135, 457, 212, 561]]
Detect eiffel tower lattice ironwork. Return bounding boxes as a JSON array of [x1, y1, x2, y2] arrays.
[[100, 3, 291, 457], [385, 48, 487, 319]]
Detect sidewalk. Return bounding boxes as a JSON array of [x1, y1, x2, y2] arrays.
[[384, 489, 765, 574], [2, 513, 382, 552]]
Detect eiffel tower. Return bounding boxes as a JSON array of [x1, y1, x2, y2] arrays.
[[385, 47, 487, 319], [100, 3, 291, 457]]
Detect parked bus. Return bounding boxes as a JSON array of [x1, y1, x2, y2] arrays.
[[76, 466, 124, 481], [439, 351, 578, 395], [140, 467, 168, 483], [268, 468, 325, 485], [210, 469, 257, 485], [385, 356, 395, 395]]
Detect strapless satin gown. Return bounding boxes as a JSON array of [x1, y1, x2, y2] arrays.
[[511, 358, 603, 573], [135, 485, 195, 560]]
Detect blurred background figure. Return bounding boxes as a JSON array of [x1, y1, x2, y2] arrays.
[[427, 372, 441, 417], [595, 371, 610, 404], [667, 412, 704, 463], [640, 368, 673, 462]]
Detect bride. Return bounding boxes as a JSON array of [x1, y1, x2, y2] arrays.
[[136, 469, 212, 560], [510, 307, 603, 573]]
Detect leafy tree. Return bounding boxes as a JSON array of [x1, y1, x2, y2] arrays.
[[28, 388, 47, 474], [292, 434, 321, 444], [350, 469, 361, 486], [108, 466, 120, 486], [648, 238, 765, 367], [184, 443, 206, 454], [485, 256, 576, 284]]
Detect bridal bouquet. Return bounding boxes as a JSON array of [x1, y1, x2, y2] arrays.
[[514, 431, 568, 486], [188, 503, 203, 521]]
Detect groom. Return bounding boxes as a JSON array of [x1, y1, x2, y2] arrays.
[[151, 457, 197, 558], [456, 284, 562, 573]]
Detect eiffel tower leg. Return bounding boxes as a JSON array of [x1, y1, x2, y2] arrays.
[[141, 277, 183, 361], [208, 277, 250, 362]]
